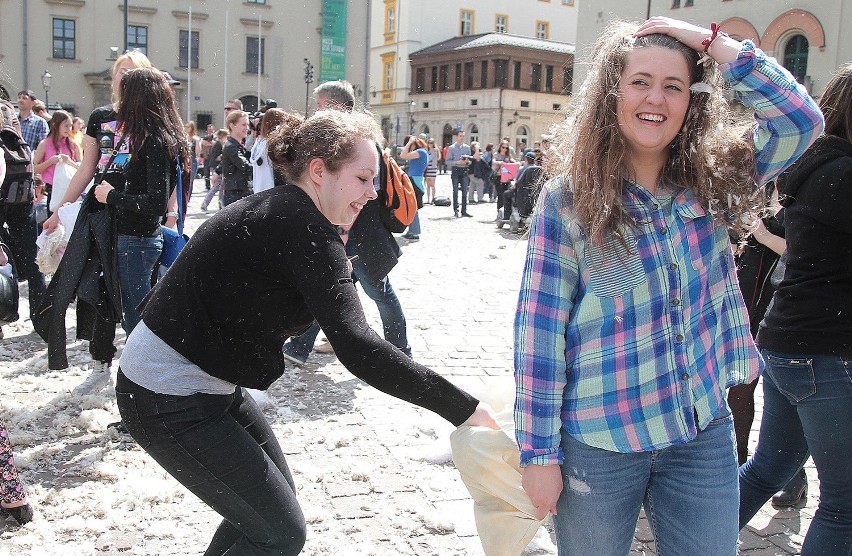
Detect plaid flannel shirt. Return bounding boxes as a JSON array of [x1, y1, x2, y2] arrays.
[[514, 41, 824, 465], [18, 113, 48, 151]]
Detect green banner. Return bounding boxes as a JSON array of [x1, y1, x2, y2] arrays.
[[320, 0, 347, 82]]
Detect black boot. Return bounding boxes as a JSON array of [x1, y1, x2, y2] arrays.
[[2, 503, 34, 525], [771, 468, 808, 507]]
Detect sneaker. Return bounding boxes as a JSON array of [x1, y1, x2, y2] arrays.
[[281, 343, 309, 366], [313, 340, 335, 354], [200, 204, 209, 212], [461, 212, 473, 218], [402, 233, 419, 240], [72, 361, 112, 396]]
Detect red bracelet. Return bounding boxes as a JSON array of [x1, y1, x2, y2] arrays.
[[701, 22, 727, 54]]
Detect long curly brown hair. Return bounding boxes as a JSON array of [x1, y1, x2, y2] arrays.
[[548, 21, 756, 246]]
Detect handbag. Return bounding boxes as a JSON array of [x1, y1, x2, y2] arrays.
[[0, 242, 20, 324], [159, 158, 189, 269]]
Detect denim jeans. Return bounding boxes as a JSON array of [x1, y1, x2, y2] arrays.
[[0, 203, 46, 320], [553, 412, 739, 556], [739, 350, 852, 555], [285, 320, 322, 361], [116, 233, 162, 334], [450, 168, 469, 214], [352, 265, 411, 357], [407, 212, 421, 236], [115, 371, 306, 555]]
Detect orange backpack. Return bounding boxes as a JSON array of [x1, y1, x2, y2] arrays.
[[377, 148, 418, 233]]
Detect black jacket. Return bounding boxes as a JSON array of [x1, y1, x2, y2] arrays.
[[35, 190, 122, 369], [221, 137, 252, 192], [758, 134, 852, 356]]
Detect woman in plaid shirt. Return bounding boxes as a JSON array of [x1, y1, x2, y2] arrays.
[[513, 17, 823, 555]]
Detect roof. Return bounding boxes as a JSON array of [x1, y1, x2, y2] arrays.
[[410, 33, 574, 58]]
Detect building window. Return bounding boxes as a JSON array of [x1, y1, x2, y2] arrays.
[[545, 65, 554, 92], [562, 0, 574, 5], [127, 25, 148, 55], [52, 18, 75, 59], [439, 65, 449, 91], [536, 21, 550, 40], [685, 0, 693, 5], [480, 60, 488, 88], [783, 35, 809, 83], [513, 61, 522, 89], [495, 60, 508, 88], [384, 61, 394, 90], [455, 63, 462, 90], [531, 63, 542, 91], [520, 100, 530, 108], [430, 66, 438, 92], [415, 68, 426, 93], [671, 0, 680, 7], [246, 0, 266, 3], [553, 103, 561, 110], [471, 99, 478, 106], [469, 124, 479, 144], [495, 15, 508, 34], [464, 62, 474, 90], [460, 10, 474, 36], [562, 66, 574, 94], [386, 6, 396, 34], [246, 36, 265, 74], [179, 30, 200, 69]]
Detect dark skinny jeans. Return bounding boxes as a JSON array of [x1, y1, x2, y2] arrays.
[[116, 370, 306, 555]]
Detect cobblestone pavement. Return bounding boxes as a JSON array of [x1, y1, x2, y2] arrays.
[[0, 174, 816, 555]]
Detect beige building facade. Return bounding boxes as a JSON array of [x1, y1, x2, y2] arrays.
[[574, 0, 852, 99], [0, 0, 369, 129], [372, 0, 578, 148]]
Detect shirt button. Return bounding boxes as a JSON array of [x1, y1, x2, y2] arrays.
[[660, 227, 668, 235], [676, 334, 684, 342], [652, 203, 660, 210], [681, 373, 690, 380], [669, 263, 678, 271], [671, 298, 680, 306]]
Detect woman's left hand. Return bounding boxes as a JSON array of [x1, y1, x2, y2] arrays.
[[94, 181, 113, 204], [460, 402, 500, 430]]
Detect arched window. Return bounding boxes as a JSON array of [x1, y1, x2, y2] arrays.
[[469, 124, 479, 144], [421, 124, 430, 136], [515, 125, 530, 152], [442, 123, 454, 148], [783, 34, 809, 83]]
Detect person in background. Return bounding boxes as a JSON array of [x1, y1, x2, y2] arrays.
[[468, 141, 486, 204], [32, 102, 49, 121], [200, 123, 215, 190], [114, 107, 499, 554], [32, 110, 81, 212], [492, 141, 515, 220], [15, 90, 48, 151], [514, 17, 822, 555], [219, 110, 252, 206], [250, 108, 287, 193], [200, 129, 228, 211], [70, 116, 86, 159], [399, 134, 428, 241], [445, 129, 472, 218], [184, 121, 201, 186], [425, 138, 440, 204], [739, 61, 852, 555]]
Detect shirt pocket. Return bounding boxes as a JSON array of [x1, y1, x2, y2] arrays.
[[585, 233, 646, 298]]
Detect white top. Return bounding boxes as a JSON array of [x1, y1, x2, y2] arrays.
[[250, 137, 275, 193]]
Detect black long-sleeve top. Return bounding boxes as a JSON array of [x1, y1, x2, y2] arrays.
[[221, 136, 252, 191], [106, 135, 174, 236], [140, 184, 479, 426]]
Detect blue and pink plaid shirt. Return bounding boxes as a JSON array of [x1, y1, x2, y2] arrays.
[[514, 42, 824, 464]]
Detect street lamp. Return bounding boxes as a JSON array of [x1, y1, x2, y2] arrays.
[[409, 100, 416, 134], [41, 70, 52, 109], [303, 58, 314, 116], [506, 110, 519, 129]]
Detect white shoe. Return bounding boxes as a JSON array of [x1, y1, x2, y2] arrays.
[[72, 361, 112, 396]]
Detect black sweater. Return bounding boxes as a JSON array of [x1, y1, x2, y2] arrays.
[[140, 185, 479, 426], [757, 135, 852, 357]]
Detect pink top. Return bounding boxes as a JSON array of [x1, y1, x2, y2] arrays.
[[40, 139, 77, 185]]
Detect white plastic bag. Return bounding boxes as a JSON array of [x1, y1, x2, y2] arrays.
[[49, 161, 92, 212]]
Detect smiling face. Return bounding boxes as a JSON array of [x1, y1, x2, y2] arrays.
[[58, 118, 72, 138], [313, 138, 379, 226], [616, 46, 692, 167], [229, 116, 250, 141]]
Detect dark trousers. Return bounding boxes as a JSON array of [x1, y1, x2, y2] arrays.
[[223, 189, 250, 207], [0, 202, 46, 321], [116, 371, 307, 555], [450, 167, 469, 215]]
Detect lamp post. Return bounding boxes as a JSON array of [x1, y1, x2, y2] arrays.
[[41, 70, 52, 109], [409, 100, 416, 134], [303, 58, 314, 116]]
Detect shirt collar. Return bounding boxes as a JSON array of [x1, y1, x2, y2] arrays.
[[623, 180, 707, 221]]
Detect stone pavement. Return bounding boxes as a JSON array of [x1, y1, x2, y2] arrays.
[[0, 173, 817, 555]]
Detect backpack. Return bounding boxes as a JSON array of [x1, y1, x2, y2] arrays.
[[377, 147, 417, 233], [0, 125, 35, 205]]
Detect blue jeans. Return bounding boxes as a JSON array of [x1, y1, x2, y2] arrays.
[[115, 371, 306, 555], [352, 265, 411, 357], [407, 212, 421, 236], [450, 167, 469, 214], [284, 321, 322, 361], [739, 350, 852, 555], [116, 233, 162, 334], [554, 412, 739, 555]]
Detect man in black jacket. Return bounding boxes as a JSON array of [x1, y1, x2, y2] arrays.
[[282, 80, 411, 364]]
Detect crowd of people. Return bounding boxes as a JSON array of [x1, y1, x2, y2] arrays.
[[1, 15, 850, 556]]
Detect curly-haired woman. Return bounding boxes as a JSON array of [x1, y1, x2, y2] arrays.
[[513, 17, 823, 555]]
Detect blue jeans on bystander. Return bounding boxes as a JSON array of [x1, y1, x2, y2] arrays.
[[116, 233, 162, 334]]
